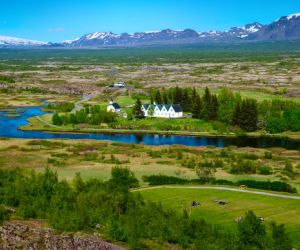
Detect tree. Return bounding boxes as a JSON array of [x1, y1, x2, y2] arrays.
[[238, 211, 266, 249], [217, 88, 236, 124], [270, 222, 292, 250], [266, 117, 287, 134], [200, 87, 211, 120], [232, 102, 241, 126], [133, 98, 144, 119], [192, 94, 202, 119], [154, 90, 162, 104], [109, 167, 139, 190], [52, 113, 63, 126], [233, 99, 258, 132], [209, 94, 218, 120], [174, 86, 182, 105]]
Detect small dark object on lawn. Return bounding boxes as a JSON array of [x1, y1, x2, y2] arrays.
[[191, 201, 201, 207], [218, 200, 226, 205], [213, 199, 227, 205]]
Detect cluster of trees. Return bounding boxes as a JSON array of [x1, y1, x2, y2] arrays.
[[151, 87, 258, 132], [52, 105, 117, 126], [266, 107, 300, 133], [151, 87, 300, 133], [0, 168, 292, 249]]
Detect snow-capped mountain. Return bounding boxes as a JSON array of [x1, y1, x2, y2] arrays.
[[62, 23, 267, 47], [251, 12, 300, 40], [65, 27, 258, 47], [62, 12, 300, 47], [65, 29, 201, 47], [0, 35, 47, 47], [1, 12, 300, 48]]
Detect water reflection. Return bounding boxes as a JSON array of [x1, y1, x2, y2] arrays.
[[0, 106, 299, 150]]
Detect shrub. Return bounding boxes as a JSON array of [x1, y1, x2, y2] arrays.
[[258, 166, 272, 175], [236, 180, 297, 193], [142, 175, 189, 185], [230, 160, 257, 174]]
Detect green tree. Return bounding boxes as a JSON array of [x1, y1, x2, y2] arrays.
[[217, 88, 236, 124], [200, 87, 211, 120], [154, 90, 162, 104], [270, 222, 292, 250], [192, 94, 202, 119], [238, 211, 267, 249], [209, 94, 218, 120], [52, 113, 63, 126], [133, 98, 144, 119]]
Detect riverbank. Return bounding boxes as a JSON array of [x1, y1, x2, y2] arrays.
[[20, 114, 300, 141]]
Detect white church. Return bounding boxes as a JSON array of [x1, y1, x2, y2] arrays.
[[141, 104, 183, 118]]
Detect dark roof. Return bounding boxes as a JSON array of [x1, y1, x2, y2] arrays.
[[111, 103, 121, 109], [142, 104, 182, 113], [171, 104, 183, 112]]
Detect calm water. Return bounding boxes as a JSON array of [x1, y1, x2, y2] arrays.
[[0, 106, 299, 150]]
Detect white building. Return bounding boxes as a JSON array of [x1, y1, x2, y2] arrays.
[[114, 82, 125, 88], [107, 101, 121, 113], [142, 104, 183, 118]]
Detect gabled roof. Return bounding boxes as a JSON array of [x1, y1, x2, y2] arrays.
[[142, 104, 182, 113], [171, 104, 183, 112], [110, 103, 121, 109]]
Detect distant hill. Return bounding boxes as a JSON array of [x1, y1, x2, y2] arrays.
[[0, 35, 46, 47], [1, 12, 300, 48]]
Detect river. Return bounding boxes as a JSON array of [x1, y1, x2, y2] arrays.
[[0, 106, 299, 150]]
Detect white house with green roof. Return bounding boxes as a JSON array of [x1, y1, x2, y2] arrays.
[[142, 104, 183, 118]]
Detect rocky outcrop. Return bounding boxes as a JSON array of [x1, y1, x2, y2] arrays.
[[0, 221, 125, 250]]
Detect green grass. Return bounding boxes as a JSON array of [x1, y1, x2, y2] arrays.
[[140, 187, 300, 248], [197, 89, 300, 103], [114, 117, 217, 132]]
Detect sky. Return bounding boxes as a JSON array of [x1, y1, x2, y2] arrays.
[[0, 0, 300, 42]]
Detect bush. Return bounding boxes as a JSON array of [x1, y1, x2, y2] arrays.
[[258, 166, 272, 175], [230, 160, 257, 174], [142, 175, 189, 185], [236, 180, 297, 193]]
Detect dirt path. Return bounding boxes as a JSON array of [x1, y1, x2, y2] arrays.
[[133, 186, 300, 200], [35, 116, 60, 128], [72, 94, 97, 113]]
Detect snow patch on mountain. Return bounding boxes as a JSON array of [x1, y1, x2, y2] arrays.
[[0, 35, 46, 46], [63, 38, 80, 44], [286, 12, 300, 20]]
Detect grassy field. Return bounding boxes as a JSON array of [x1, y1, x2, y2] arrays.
[[139, 187, 300, 248], [0, 138, 299, 188]]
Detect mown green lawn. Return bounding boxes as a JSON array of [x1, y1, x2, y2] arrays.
[[139, 187, 300, 248], [114, 117, 218, 132]]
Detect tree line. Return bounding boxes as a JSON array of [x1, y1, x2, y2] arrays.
[[0, 168, 292, 250], [52, 104, 117, 126], [150, 87, 300, 133]]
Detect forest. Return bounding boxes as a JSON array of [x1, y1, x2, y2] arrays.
[[0, 167, 292, 250]]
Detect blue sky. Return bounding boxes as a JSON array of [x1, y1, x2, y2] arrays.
[[0, 0, 299, 42]]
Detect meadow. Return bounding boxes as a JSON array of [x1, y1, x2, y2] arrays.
[[139, 187, 300, 248]]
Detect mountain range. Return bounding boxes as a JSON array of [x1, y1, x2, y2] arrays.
[[1, 12, 300, 48]]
